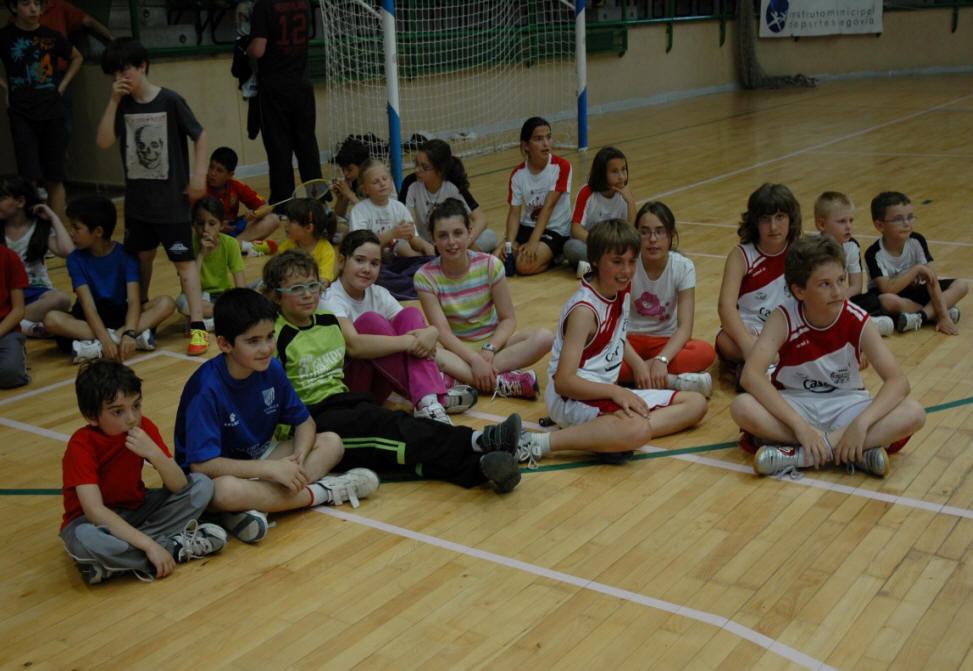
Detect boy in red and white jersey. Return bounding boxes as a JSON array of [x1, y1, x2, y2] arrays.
[[730, 236, 925, 478]]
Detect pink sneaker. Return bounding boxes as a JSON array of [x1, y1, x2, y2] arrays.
[[495, 369, 539, 400]]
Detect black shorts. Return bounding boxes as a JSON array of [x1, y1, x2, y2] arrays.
[[54, 300, 129, 352], [871, 278, 954, 306], [516, 224, 568, 258], [8, 110, 67, 183], [849, 291, 882, 315], [123, 216, 196, 263]]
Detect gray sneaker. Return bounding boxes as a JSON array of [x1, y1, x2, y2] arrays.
[[753, 444, 805, 476], [477, 413, 521, 454], [71, 339, 103, 364], [479, 451, 521, 493], [948, 306, 961, 324], [221, 509, 269, 543], [669, 372, 712, 398], [316, 468, 380, 508], [850, 446, 889, 477], [442, 384, 478, 414], [896, 311, 923, 333], [171, 520, 228, 562], [871, 315, 894, 337], [516, 430, 543, 469]]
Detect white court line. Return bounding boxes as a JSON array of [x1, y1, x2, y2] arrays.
[[465, 409, 973, 521], [0, 416, 69, 442], [812, 150, 973, 159], [315, 507, 840, 671], [638, 92, 973, 202]]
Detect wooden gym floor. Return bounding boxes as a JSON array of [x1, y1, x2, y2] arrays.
[[1, 74, 971, 670]]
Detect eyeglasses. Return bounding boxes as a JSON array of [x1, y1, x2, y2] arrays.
[[883, 215, 917, 226], [638, 228, 668, 239], [276, 282, 323, 295], [414, 162, 434, 172]]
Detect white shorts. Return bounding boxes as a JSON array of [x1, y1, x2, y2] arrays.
[[780, 389, 872, 433], [545, 383, 676, 428]]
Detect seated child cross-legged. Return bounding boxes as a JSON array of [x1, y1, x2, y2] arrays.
[[264, 250, 527, 492], [716, 183, 802, 381], [730, 236, 926, 477], [521, 220, 708, 466], [43, 196, 175, 363], [277, 198, 338, 288], [319, 231, 477, 425], [205, 146, 280, 253], [865, 191, 967, 335], [60, 361, 226, 585], [416, 198, 554, 399], [176, 196, 246, 332], [174, 289, 380, 544], [813, 191, 894, 336], [617, 201, 715, 397]]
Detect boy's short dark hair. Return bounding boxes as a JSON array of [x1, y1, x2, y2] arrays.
[[334, 137, 370, 168], [76, 360, 142, 421], [871, 191, 910, 222], [785, 235, 845, 290], [213, 288, 278, 342], [587, 219, 640, 265], [278, 198, 336, 241], [101, 37, 149, 75], [813, 191, 852, 221], [210, 146, 239, 173], [66, 196, 117, 238], [263, 249, 320, 295], [338, 229, 381, 259], [5, 0, 45, 13], [193, 195, 225, 225]]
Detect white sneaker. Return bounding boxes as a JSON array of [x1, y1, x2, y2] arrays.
[[171, 520, 228, 562], [871, 315, 894, 337], [241, 74, 258, 99], [516, 430, 543, 469], [316, 468, 380, 509], [948, 306, 961, 324], [204, 316, 215, 332], [20, 319, 49, 338], [71, 339, 103, 364], [576, 260, 592, 279], [221, 509, 269, 543], [135, 329, 156, 351], [668, 372, 712, 398], [414, 402, 452, 425], [442, 384, 477, 414]]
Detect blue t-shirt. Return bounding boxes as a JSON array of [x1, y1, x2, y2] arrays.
[[66, 243, 139, 306], [173, 354, 310, 469]]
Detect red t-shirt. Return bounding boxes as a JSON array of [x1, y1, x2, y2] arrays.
[[60, 417, 171, 530], [207, 178, 266, 224], [0, 245, 29, 328]]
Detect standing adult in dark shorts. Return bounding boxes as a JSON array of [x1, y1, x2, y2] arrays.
[[247, 0, 322, 204]]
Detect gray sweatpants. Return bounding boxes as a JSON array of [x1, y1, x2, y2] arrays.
[[59, 473, 214, 581]]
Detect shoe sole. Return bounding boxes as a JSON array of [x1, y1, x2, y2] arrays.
[[480, 451, 521, 493]]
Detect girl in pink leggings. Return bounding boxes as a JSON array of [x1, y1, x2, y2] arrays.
[[318, 230, 476, 424]]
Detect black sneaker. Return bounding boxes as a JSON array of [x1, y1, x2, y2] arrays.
[[479, 451, 521, 493], [78, 562, 107, 585], [477, 413, 521, 454], [595, 451, 634, 465]]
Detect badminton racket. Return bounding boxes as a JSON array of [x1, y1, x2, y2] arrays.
[[254, 178, 333, 218]]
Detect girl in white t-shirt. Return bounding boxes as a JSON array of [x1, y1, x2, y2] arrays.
[[564, 146, 637, 277], [619, 202, 716, 397], [0, 175, 74, 337], [319, 230, 475, 424], [500, 116, 573, 276], [400, 138, 497, 253], [348, 159, 434, 300]]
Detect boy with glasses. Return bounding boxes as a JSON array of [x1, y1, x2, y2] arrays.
[[864, 191, 967, 334]]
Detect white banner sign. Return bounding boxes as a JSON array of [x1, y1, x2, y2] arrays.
[[759, 0, 883, 37]]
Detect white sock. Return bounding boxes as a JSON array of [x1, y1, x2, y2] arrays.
[[471, 430, 483, 452], [417, 394, 437, 410], [306, 482, 331, 507], [530, 432, 552, 456]]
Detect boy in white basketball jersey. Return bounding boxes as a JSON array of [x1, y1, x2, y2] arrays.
[[730, 236, 925, 478], [518, 219, 707, 466]]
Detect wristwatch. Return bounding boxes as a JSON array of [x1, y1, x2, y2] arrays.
[[653, 355, 670, 365], [121, 329, 138, 340], [481, 342, 498, 353]]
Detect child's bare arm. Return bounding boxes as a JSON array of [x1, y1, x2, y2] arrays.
[[717, 247, 758, 356], [58, 47, 84, 94], [520, 190, 562, 263], [190, 455, 307, 493], [125, 426, 188, 492], [872, 264, 922, 295], [188, 130, 208, 201], [500, 206, 521, 257], [846, 271, 863, 298], [95, 79, 127, 149], [117, 281, 142, 361], [34, 204, 75, 257], [76, 484, 175, 578], [232, 270, 246, 288]]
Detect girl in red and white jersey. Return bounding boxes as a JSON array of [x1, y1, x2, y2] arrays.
[[716, 183, 802, 369], [499, 117, 572, 276], [564, 146, 637, 277]]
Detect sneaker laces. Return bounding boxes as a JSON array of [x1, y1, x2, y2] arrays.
[[173, 520, 205, 561], [772, 464, 803, 480], [515, 430, 541, 470]]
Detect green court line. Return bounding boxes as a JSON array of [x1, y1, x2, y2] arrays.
[[5, 397, 971, 494]]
